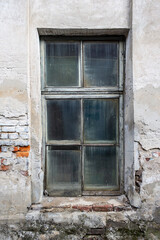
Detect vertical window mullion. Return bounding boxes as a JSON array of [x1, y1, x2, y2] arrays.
[[81, 98, 84, 191], [40, 40, 45, 90], [118, 94, 124, 192], [119, 41, 124, 91], [79, 41, 82, 87], [81, 41, 84, 87]]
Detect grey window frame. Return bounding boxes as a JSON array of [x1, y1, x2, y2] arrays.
[[41, 36, 125, 196]]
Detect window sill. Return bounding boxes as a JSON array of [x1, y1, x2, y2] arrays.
[[31, 195, 131, 213]]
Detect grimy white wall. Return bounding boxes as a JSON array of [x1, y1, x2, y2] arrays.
[[0, 1, 31, 218], [0, 0, 160, 223]]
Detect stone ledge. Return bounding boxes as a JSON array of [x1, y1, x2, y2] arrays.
[[0, 210, 159, 239], [30, 196, 132, 213]]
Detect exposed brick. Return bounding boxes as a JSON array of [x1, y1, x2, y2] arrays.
[[1, 146, 8, 152], [16, 126, 29, 133], [9, 133, 19, 139], [71, 204, 114, 212], [113, 206, 125, 212], [20, 170, 29, 176], [0, 159, 11, 171], [2, 126, 16, 132], [72, 205, 92, 212], [0, 140, 14, 146], [13, 146, 30, 152], [0, 133, 8, 139], [16, 140, 29, 146], [16, 151, 29, 158], [20, 133, 29, 140], [0, 165, 10, 171], [92, 204, 113, 212], [19, 146, 30, 152], [13, 146, 20, 152]]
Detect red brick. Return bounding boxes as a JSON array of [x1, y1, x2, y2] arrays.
[[19, 146, 30, 152], [13, 146, 30, 153], [72, 205, 92, 212], [0, 165, 10, 171], [16, 151, 29, 158], [0, 159, 11, 171], [113, 206, 125, 212], [92, 204, 113, 212], [20, 170, 29, 176], [13, 146, 20, 152]]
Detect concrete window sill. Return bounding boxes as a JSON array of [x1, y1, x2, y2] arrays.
[[31, 195, 132, 213]]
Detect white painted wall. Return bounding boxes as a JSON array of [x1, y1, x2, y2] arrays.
[[0, 0, 31, 218]]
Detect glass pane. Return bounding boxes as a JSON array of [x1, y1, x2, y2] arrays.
[[46, 146, 81, 196], [46, 42, 80, 86], [84, 146, 118, 190], [47, 100, 81, 141], [84, 43, 118, 87], [84, 99, 118, 143]]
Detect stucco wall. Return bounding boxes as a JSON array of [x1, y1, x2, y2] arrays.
[[0, 0, 31, 218], [132, 0, 160, 213], [0, 0, 160, 238]]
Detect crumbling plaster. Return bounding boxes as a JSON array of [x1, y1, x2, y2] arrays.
[[132, 0, 160, 213], [0, 0, 31, 217]]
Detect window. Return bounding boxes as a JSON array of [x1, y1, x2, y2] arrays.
[[41, 36, 124, 196]]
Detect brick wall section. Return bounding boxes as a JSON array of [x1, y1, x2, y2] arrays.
[[0, 114, 30, 176], [0, 125, 29, 146], [39, 204, 131, 213]]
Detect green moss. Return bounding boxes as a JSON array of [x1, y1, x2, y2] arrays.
[[118, 228, 145, 239], [146, 228, 160, 240]]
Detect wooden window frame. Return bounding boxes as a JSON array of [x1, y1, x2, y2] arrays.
[[41, 36, 125, 196]]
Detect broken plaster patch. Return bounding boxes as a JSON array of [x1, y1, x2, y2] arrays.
[[0, 97, 27, 118]]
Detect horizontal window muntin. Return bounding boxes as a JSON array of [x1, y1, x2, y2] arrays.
[[41, 88, 123, 94], [44, 94, 121, 99]]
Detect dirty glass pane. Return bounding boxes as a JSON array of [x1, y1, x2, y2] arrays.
[[46, 42, 80, 86], [84, 43, 118, 87], [84, 146, 118, 189], [84, 99, 118, 143], [46, 146, 81, 196], [47, 100, 81, 141]]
